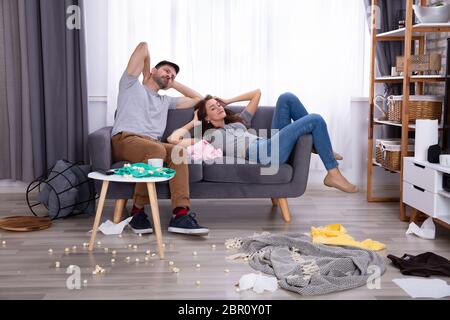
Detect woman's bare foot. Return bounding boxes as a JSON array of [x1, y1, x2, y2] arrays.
[[333, 152, 343, 161], [323, 168, 358, 193]]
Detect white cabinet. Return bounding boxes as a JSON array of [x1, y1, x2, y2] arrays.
[[403, 159, 441, 193], [403, 157, 450, 225]]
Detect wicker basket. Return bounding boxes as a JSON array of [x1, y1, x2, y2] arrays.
[[396, 54, 441, 73], [387, 95, 443, 123], [375, 139, 391, 164], [376, 139, 414, 171]]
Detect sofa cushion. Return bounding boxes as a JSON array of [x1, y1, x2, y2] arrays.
[[72, 164, 96, 215], [162, 109, 195, 142], [37, 160, 79, 219], [111, 161, 202, 183], [246, 107, 275, 132], [202, 157, 293, 184]]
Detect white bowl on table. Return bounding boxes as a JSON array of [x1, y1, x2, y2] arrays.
[[413, 4, 450, 23]]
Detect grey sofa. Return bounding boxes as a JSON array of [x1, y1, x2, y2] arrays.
[[88, 106, 313, 222]]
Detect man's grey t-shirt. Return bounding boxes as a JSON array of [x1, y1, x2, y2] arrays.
[[111, 71, 178, 140]]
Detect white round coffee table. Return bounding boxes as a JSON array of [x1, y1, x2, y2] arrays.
[[87, 171, 174, 259]]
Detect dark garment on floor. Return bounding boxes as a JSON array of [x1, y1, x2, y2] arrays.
[[387, 252, 450, 277]]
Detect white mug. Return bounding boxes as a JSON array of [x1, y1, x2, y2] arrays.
[[391, 66, 400, 77], [439, 155, 450, 167], [148, 158, 164, 168]]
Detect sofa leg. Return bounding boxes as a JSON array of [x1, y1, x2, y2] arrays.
[[113, 199, 128, 224], [271, 198, 279, 206], [278, 198, 291, 223]]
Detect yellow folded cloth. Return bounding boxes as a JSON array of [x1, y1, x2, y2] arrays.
[[310, 224, 386, 251]]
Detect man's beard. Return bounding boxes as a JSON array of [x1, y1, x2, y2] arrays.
[[154, 76, 169, 90]]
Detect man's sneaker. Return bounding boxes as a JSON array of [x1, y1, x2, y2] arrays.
[[168, 212, 209, 235], [129, 212, 153, 234]]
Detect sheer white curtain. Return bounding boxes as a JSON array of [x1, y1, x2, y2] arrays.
[[107, 0, 367, 170]]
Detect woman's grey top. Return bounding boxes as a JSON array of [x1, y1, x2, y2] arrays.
[[203, 110, 261, 159]]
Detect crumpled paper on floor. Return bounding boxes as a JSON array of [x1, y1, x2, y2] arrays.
[[393, 278, 450, 299], [406, 217, 435, 240], [238, 273, 278, 294], [98, 217, 132, 235]]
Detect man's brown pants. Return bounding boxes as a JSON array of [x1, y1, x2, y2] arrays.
[[112, 131, 190, 209]]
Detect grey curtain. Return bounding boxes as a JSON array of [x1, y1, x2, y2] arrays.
[[0, 0, 34, 181], [0, 0, 88, 182]]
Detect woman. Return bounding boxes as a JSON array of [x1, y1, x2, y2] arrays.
[[168, 90, 358, 193]]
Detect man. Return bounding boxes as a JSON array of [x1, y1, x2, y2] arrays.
[[111, 42, 209, 235]]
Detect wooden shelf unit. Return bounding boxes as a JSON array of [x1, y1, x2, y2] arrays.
[[373, 118, 444, 130], [367, 0, 448, 221], [374, 75, 446, 83], [376, 23, 450, 40]]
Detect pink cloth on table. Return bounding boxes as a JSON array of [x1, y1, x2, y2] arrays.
[[186, 140, 223, 161]]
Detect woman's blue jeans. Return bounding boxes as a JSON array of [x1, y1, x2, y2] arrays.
[[247, 92, 338, 170]]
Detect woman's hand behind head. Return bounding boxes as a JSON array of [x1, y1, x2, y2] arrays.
[[213, 96, 229, 108]]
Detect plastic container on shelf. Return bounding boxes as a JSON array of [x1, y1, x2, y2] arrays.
[[413, 4, 450, 23]]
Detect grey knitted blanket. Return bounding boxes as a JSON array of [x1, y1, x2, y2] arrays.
[[236, 232, 386, 296]]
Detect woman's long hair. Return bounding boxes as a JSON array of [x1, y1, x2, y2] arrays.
[[194, 95, 244, 134]]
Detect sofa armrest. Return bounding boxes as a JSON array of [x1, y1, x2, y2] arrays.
[[88, 126, 113, 172], [289, 134, 313, 186]]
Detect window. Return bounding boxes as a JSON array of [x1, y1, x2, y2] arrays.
[[99, 0, 368, 169]]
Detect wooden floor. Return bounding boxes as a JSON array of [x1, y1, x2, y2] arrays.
[[0, 188, 449, 300]]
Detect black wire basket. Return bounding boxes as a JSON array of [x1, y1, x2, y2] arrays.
[[26, 160, 97, 220]]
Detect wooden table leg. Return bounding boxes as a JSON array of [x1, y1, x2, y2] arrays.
[[88, 180, 109, 251], [146, 182, 164, 259], [113, 199, 127, 224]]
